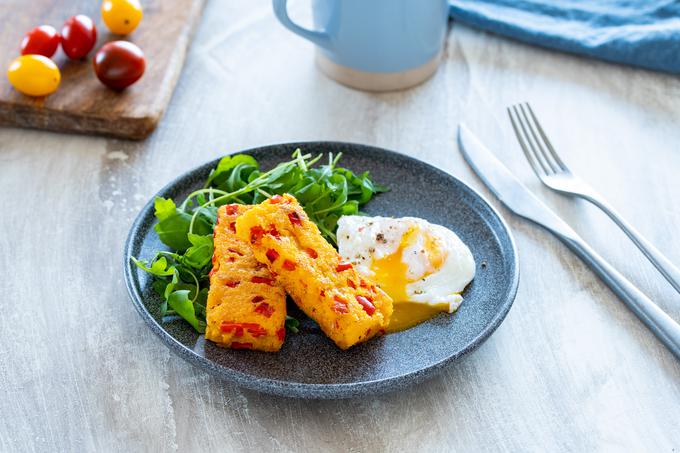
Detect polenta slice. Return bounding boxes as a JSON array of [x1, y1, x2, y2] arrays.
[[235, 194, 393, 350], [206, 204, 287, 352]]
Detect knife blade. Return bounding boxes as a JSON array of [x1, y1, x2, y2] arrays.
[[457, 123, 680, 360], [458, 123, 578, 241]]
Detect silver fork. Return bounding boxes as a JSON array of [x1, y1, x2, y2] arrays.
[[508, 102, 680, 295]]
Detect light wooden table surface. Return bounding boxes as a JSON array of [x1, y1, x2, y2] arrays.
[[2, 2, 679, 452]]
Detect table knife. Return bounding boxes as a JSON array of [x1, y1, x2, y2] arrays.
[[457, 124, 680, 360]]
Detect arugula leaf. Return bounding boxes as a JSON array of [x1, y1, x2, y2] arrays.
[[153, 204, 213, 251], [131, 256, 175, 277], [285, 315, 300, 334], [183, 233, 214, 269], [206, 154, 259, 189], [153, 211, 194, 251], [163, 269, 180, 299], [152, 279, 169, 298], [154, 197, 178, 221], [167, 290, 205, 333], [194, 287, 209, 320]]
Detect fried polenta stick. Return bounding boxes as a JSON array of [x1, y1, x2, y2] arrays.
[[235, 194, 392, 350], [206, 204, 287, 352]]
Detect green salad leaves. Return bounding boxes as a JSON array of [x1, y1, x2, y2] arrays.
[[132, 149, 387, 333]]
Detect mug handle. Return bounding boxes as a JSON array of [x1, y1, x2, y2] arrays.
[[272, 0, 332, 50]]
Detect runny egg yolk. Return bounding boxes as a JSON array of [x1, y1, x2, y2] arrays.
[[370, 227, 449, 333]]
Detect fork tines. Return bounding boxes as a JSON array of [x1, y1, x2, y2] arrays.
[[507, 103, 567, 177]]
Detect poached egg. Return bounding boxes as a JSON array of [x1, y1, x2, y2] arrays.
[[337, 216, 475, 332]]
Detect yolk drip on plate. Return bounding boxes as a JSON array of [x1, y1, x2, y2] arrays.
[[371, 227, 449, 332]]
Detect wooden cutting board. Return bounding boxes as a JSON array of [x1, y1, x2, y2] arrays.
[[0, 0, 204, 139]]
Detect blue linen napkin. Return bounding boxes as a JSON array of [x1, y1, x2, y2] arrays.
[[449, 0, 680, 74]]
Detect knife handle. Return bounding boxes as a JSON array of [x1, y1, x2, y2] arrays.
[[560, 234, 680, 359]]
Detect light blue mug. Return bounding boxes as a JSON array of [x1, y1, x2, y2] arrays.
[[272, 0, 450, 91]]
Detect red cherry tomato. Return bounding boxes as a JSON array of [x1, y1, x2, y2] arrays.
[[61, 15, 97, 59], [21, 25, 60, 57], [93, 41, 145, 90]]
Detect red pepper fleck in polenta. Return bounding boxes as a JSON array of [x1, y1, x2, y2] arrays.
[[206, 204, 287, 351], [235, 194, 393, 350]]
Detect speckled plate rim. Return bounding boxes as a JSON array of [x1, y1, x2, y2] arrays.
[[123, 141, 520, 399]]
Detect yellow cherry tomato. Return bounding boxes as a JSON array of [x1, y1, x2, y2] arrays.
[[7, 55, 61, 97], [102, 0, 143, 35]]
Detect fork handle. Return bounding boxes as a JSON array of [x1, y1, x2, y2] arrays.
[[559, 233, 680, 359], [581, 193, 680, 295]]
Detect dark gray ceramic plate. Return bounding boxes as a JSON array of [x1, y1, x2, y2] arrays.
[[124, 142, 519, 399]]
